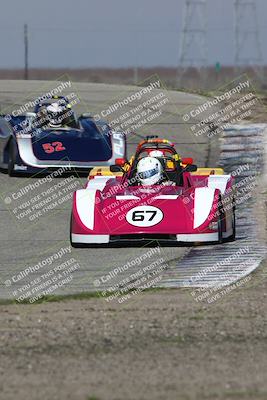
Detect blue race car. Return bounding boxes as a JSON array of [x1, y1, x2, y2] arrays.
[[0, 96, 126, 176]]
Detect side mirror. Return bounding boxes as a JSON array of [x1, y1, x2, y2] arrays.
[[184, 164, 198, 172], [81, 113, 93, 119], [115, 158, 127, 166], [110, 165, 123, 173], [182, 157, 194, 165]]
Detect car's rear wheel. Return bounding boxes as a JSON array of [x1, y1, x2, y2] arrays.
[[227, 199, 236, 241], [70, 213, 74, 247]]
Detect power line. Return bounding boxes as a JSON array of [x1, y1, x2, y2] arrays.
[[24, 23, 29, 80]]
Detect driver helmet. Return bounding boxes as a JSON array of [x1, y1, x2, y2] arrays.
[[137, 156, 163, 186], [149, 150, 164, 158], [46, 102, 66, 127]]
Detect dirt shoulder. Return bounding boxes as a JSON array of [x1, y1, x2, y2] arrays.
[[0, 262, 267, 400]]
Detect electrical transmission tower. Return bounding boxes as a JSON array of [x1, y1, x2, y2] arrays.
[[178, 0, 207, 85], [234, 0, 263, 67]]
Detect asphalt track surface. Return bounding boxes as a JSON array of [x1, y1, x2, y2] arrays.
[[0, 80, 222, 300]]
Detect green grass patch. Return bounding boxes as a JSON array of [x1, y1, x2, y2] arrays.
[[87, 396, 101, 400], [0, 291, 103, 306], [0, 286, 171, 306]]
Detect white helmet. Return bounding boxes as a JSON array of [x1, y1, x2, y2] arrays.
[[137, 156, 162, 186], [46, 102, 65, 127]]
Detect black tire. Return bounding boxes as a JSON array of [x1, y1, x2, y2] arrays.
[[227, 200, 236, 242], [217, 196, 224, 244], [7, 140, 16, 177], [217, 211, 223, 244], [70, 213, 74, 247], [232, 209, 236, 239], [70, 212, 80, 248]]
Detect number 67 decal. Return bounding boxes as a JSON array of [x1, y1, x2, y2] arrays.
[[42, 141, 66, 154], [132, 210, 157, 222], [126, 206, 163, 227]]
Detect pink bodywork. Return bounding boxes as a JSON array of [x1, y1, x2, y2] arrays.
[[71, 173, 234, 239]]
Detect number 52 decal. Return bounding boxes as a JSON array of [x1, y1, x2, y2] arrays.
[[126, 206, 163, 227], [42, 141, 66, 154]]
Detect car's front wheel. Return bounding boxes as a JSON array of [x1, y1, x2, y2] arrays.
[[7, 141, 16, 177], [70, 212, 80, 248], [217, 196, 224, 244]]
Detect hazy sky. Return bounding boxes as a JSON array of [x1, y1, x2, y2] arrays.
[[0, 0, 266, 68]]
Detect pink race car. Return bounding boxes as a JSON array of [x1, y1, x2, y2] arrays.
[[70, 138, 235, 246]]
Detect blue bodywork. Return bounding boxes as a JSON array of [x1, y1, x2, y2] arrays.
[[31, 119, 112, 162], [0, 112, 125, 175]]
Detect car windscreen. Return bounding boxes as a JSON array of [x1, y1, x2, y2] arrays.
[[79, 118, 111, 138]]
